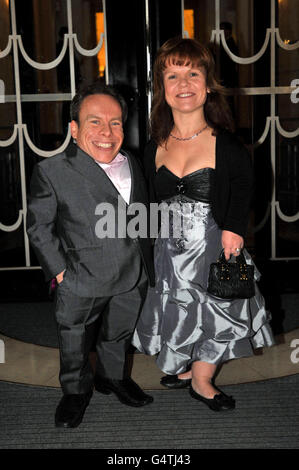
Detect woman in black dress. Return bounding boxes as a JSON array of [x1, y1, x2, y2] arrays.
[[133, 37, 274, 411]]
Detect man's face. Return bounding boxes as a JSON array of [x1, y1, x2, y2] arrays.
[[71, 94, 124, 163]]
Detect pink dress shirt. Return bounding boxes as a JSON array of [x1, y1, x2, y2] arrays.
[[96, 153, 132, 204]]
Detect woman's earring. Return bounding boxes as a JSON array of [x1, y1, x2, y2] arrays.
[[73, 138, 77, 144]]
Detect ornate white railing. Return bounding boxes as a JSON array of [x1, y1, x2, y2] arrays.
[[211, 0, 299, 260], [0, 0, 107, 270]]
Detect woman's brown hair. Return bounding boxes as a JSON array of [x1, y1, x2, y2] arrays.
[[150, 37, 235, 146]]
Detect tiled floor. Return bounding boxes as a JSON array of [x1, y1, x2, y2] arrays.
[[1, 329, 298, 389]]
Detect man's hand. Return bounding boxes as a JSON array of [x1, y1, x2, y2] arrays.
[[221, 230, 244, 260], [56, 270, 65, 284]]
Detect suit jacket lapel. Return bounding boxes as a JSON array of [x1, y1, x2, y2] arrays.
[[123, 149, 148, 205], [65, 143, 121, 204], [65, 144, 145, 206], [121, 149, 135, 204]]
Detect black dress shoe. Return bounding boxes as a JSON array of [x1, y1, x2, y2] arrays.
[[94, 376, 153, 407], [160, 375, 191, 389], [189, 386, 235, 411], [55, 391, 93, 428]]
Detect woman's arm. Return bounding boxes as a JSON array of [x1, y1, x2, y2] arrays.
[[221, 136, 253, 259]]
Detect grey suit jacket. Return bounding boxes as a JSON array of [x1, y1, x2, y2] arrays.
[[26, 143, 155, 297]]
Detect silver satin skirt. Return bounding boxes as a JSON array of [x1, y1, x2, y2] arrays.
[[132, 196, 275, 375]]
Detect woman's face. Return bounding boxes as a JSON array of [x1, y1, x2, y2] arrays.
[[163, 62, 209, 115]]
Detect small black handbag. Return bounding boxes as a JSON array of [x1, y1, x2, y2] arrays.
[[207, 250, 255, 299]]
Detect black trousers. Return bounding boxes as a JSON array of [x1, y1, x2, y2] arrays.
[[55, 270, 148, 395]]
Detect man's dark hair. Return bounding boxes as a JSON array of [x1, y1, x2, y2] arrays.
[[70, 81, 128, 124]]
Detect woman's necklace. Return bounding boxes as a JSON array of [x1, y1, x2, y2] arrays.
[[170, 124, 208, 141]]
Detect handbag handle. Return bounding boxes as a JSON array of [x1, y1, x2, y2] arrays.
[[218, 249, 247, 265]]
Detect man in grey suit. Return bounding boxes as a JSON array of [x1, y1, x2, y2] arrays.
[[26, 82, 155, 428]]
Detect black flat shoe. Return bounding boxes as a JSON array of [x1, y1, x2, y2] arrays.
[[55, 390, 93, 428], [189, 386, 235, 411], [94, 376, 154, 407], [160, 375, 192, 389]]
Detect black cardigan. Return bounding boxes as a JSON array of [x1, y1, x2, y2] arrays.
[[143, 130, 253, 238]]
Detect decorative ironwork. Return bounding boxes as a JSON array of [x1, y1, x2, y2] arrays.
[[210, 0, 299, 260], [0, 0, 107, 270]]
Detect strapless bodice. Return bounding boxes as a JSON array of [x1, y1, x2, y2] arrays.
[[154, 166, 214, 203]]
